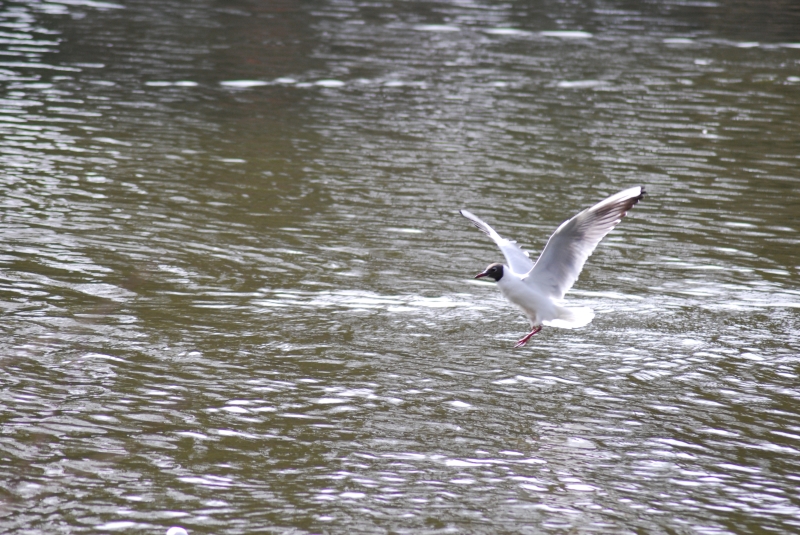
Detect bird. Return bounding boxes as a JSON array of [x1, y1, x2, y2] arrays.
[[461, 186, 645, 347]]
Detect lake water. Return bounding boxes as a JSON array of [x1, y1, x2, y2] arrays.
[[1, 1, 799, 533]]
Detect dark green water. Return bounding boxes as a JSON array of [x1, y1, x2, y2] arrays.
[[1, 1, 799, 533]]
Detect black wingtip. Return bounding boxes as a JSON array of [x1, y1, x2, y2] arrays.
[[633, 186, 646, 205]]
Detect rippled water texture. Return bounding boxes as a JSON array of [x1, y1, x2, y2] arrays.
[[1, 0, 799, 533]]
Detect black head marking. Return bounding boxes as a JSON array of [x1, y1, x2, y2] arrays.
[[475, 262, 504, 282]]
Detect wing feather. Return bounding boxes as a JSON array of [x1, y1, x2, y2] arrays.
[[524, 186, 645, 299], [460, 209, 534, 275]]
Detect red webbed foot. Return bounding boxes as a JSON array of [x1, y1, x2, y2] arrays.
[[514, 325, 542, 348]]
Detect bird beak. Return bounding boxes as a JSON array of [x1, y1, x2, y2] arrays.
[[474, 271, 488, 279]]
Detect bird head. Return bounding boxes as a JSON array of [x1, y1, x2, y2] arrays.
[[474, 263, 504, 282]]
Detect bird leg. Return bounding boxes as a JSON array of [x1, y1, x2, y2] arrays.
[[514, 325, 542, 348]]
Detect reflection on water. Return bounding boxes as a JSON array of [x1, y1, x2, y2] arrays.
[[1, 0, 799, 533]]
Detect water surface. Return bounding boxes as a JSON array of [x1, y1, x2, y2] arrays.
[[1, 1, 799, 533]]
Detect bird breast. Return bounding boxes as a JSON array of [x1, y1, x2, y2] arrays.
[[496, 274, 555, 325]]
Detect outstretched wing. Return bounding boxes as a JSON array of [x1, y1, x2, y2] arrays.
[[460, 209, 534, 275], [525, 186, 645, 299]]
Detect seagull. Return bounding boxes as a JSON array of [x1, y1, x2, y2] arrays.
[[461, 186, 645, 347]]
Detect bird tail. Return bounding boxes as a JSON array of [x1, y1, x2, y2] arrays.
[[542, 306, 594, 329]]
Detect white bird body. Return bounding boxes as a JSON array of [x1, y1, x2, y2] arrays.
[[502, 273, 597, 329], [461, 186, 644, 347], [496, 272, 562, 327]]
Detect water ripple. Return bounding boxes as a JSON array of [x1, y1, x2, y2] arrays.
[[1, 0, 799, 533]]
